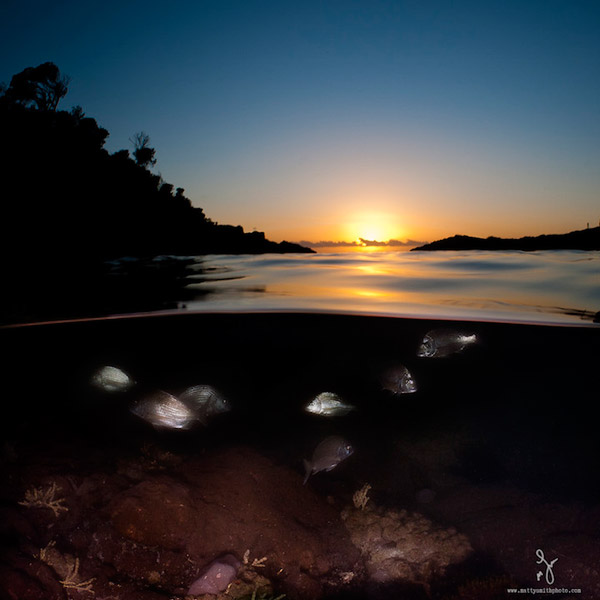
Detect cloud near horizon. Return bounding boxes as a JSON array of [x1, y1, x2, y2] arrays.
[[299, 238, 427, 248]]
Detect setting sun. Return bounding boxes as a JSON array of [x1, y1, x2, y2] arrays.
[[345, 212, 406, 244]]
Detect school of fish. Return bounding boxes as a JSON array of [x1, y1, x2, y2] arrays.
[[89, 326, 477, 482]]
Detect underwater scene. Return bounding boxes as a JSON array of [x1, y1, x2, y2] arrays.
[[1, 310, 598, 600]]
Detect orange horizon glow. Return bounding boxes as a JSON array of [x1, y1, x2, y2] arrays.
[[260, 215, 596, 251], [204, 177, 597, 252]]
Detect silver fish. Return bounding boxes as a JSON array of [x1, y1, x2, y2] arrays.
[[130, 390, 199, 430], [180, 384, 230, 424], [305, 392, 355, 416], [187, 554, 241, 596], [303, 435, 354, 484], [380, 364, 417, 394], [417, 328, 478, 358], [90, 365, 135, 392]]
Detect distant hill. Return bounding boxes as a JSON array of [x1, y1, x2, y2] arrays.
[[412, 227, 600, 251]]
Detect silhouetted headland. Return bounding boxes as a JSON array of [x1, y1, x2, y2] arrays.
[[0, 63, 311, 323], [0, 62, 313, 262], [412, 226, 600, 251]]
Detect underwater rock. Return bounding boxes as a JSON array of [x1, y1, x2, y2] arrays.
[[187, 553, 241, 595], [341, 503, 472, 585], [110, 477, 199, 549], [85, 519, 199, 597], [108, 446, 363, 600], [417, 328, 478, 358], [0, 551, 65, 600], [223, 568, 276, 600]]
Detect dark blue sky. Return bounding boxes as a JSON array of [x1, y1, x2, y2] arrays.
[[2, 0, 599, 243]]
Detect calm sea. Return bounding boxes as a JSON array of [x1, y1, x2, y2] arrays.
[[181, 249, 600, 326]]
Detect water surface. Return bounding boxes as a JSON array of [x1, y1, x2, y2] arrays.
[[184, 250, 600, 325]]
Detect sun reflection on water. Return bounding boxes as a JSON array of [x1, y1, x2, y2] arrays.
[[185, 251, 600, 325]]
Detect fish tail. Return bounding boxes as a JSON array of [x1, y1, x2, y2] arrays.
[[302, 459, 312, 485]]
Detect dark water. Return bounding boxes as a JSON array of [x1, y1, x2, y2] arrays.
[[4, 312, 597, 496], [1, 311, 598, 598]]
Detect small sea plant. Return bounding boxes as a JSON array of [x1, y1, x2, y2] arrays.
[[58, 556, 96, 595], [243, 549, 268, 568], [352, 483, 371, 510], [339, 571, 355, 584], [38, 541, 96, 596], [19, 482, 68, 517]]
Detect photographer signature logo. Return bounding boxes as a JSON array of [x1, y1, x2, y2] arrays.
[[535, 548, 558, 584]]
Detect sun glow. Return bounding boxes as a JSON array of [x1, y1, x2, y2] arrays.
[[350, 216, 405, 246], [355, 231, 383, 245], [339, 207, 407, 243]]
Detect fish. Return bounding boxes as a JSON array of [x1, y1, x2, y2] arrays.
[[417, 328, 478, 358], [304, 392, 355, 416], [187, 554, 241, 596], [303, 435, 354, 484], [130, 385, 230, 430], [179, 384, 231, 425], [90, 365, 135, 392], [379, 364, 417, 394], [130, 390, 200, 430]]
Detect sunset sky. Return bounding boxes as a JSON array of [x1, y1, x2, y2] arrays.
[[1, 0, 599, 248]]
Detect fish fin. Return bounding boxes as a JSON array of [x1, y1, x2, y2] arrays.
[[302, 459, 312, 485]]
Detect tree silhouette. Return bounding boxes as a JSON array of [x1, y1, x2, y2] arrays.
[[0, 60, 313, 294], [70, 105, 85, 121], [130, 131, 157, 168], [3, 62, 69, 111]]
